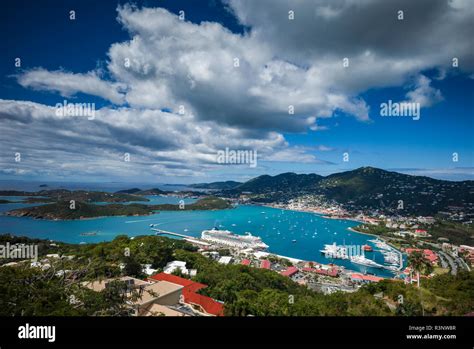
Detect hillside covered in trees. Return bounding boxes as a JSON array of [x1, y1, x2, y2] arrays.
[[0, 234, 472, 317]]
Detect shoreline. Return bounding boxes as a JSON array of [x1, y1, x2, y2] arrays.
[[255, 202, 364, 225], [347, 226, 378, 238], [3, 206, 234, 222], [1, 200, 401, 277]]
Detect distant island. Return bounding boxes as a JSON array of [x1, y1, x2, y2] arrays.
[[115, 187, 205, 196], [189, 180, 242, 190], [115, 188, 167, 195], [0, 189, 149, 203], [6, 196, 231, 220]]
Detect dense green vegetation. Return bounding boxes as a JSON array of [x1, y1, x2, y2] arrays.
[[190, 181, 242, 190], [354, 222, 395, 236], [422, 271, 474, 315], [172, 249, 474, 316], [0, 234, 196, 316], [229, 172, 323, 195], [424, 220, 474, 246], [6, 196, 232, 220], [115, 188, 168, 195], [172, 249, 390, 316], [7, 201, 154, 219], [0, 266, 135, 316], [355, 220, 474, 246], [0, 234, 472, 316], [23, 197, 56, 203]]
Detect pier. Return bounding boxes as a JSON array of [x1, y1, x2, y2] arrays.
[[151, 228, 193, 239], [151, 228, 211, 246]]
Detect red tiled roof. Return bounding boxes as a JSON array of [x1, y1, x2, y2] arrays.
[[280, 266, 299, 277], [260, 260, 271, 269], [149, 273, 224, 316], [241, 259, 251, 266], [350, 273, 383, 282], [185, 291, 224, 316], [149, 272, 206, 293], [405, 248, 438, 263]]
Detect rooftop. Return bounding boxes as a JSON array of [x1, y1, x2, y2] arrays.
[[350, 273, 384, 282], [149, 273, 224, 316], [260, 260, 271, 269], [133, 281, 183, 306], [302, 267, 339, 277], [82, 276, 151, 293], [281, 266, 299, 277]]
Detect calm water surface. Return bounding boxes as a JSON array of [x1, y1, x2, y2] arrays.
[[0, 196, 404, 277]]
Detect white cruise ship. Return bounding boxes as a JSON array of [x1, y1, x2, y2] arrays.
[[201, 229, 269, 250]]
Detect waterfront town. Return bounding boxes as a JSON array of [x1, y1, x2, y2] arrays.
[[0, 178, 472, 318], [1, 188, 472, 317], [86, 200, 471, 318], [77, 220, 474, 316]]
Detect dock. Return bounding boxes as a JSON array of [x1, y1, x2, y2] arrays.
[[151, 228, 211, 246], [151, 228, 192, 239]]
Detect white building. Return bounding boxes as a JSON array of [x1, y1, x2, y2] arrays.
[[218, 256, 233, 265], [164, 261, 188, 275], [142, 264, 158, 276]]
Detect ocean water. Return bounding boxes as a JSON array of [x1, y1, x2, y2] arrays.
[[0, 197, 403, 277]]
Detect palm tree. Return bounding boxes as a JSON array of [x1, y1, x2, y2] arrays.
[[407, 250, 433, 287]]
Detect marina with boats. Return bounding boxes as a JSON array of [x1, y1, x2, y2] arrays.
[[320, 238, 404, 271], [0, 196, 404, 277], [153, 222, 404, 275]]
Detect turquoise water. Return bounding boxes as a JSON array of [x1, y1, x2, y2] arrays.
[[0, 196, 50, 213], [0, 197, 402, 277]]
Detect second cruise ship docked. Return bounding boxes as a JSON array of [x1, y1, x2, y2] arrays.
[[201, 229, 269, 250]]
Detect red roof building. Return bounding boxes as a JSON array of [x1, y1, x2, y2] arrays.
[[302, 267, 339, 277], [280, 266, 299, 277], [405, 248, 438, 265], [149, 273, 224, 316], [350, 273, 384, 283], [260, 260, 271, 269], [241, 259, 251, 266]]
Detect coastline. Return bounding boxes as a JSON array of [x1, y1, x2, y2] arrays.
[[257, 202, 363, 225], [347, 226, 378, 238], [4, 205, 234, 221], [1, 199, 402, 277]]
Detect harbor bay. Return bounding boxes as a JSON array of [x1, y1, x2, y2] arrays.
[[0, 196, 403, 277]]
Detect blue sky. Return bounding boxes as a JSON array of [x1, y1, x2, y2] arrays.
[[0, 0, 473, 183]]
